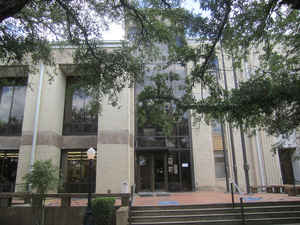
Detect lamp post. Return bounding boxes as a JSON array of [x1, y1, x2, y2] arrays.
[[83, 147, 96, 225]]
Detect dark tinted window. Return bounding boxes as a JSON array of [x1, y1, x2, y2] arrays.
[[63, 77, 98, 135], [60, 150, 96, 193], [0, 78, 27, 136], [0, 150, 18, 192]]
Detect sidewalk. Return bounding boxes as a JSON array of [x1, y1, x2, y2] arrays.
[[133, 191, 300, 206], [39, 191, 300, 207]]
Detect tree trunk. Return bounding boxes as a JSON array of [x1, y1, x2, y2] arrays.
[[0, 0, 31, 23]]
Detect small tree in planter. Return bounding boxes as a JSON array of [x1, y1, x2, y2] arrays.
[[23, 160, 60, 225]]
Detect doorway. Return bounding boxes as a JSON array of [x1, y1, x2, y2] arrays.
[[137, 152, 167, 192], [136, 151, 192, 192], [154, 153, 167, 191], [279, 149, 295, 185]]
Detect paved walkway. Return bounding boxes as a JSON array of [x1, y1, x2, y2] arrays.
[[37, 191, 300, 207], [133, 191, 300, 206]]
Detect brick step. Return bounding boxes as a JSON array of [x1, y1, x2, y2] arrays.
[[130, 211, 300, 223], [131, 205, 300, 216]]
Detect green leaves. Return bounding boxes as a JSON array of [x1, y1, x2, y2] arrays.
[[23, 160, 59, 195]]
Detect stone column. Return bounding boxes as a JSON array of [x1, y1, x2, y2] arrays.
[[191, 121, 216, 191], [96, 87, 133, 193], [15, 65, 66, 191]]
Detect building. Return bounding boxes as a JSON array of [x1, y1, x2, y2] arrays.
[[0, 41, 284, 194]]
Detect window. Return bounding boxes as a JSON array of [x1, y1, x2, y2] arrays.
[[211, 120, 222, 135], [135, 67, 191, 150], [0, 78, 27, 136], [0, 150, 18, 192], [211, 120, 226, 178], [214, 151, 226, 179], [63, 77, 98, 135], [60, 150, 97, 193]]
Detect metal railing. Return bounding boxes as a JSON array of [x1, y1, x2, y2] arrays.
[[0, 192, 130, 208], [128, 185, 135, 225], [0, 183, 15, 192], [230, 181, 246, 224], [61, 182, 96, 193], [62, 122, 97, 135], [0, 123, 22, 136], [135, 136, 190, 149]]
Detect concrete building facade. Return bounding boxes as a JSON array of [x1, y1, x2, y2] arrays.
[[0, 43, 285, 194]]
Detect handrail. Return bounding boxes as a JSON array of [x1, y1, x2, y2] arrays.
[[240, 197, 245, 225], [0, 193, 130, 198], [231, 180, 243, 195], [0, 192, 131, 208], [230, 180, 246, 224], [128, 185, 135, 225]]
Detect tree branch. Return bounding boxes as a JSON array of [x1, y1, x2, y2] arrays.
[[0, 0, 31, 23], [193, 0, 232, 86]]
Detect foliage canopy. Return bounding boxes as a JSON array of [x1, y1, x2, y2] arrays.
[[1, 0, 300, 135]]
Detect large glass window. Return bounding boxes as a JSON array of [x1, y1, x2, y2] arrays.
[[0, 150, 18, 192], [135, 66, 190, 150], [63, 77, 98, 135], [0, 78, 27, 136], [60, 150, 97, 193], [211, 120, 226, 178]]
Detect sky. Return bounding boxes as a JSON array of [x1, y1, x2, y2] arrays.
[[102, 0, 202, 41]]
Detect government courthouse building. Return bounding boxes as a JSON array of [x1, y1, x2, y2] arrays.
[[0, 41, 291, 194]]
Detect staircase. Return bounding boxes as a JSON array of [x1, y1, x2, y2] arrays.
[[129, 201, 300, 225]]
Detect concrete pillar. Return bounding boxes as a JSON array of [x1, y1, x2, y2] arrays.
[[191, 121, 216, 190], [15, 65, 66, 191], [96, 87, 133, 193]]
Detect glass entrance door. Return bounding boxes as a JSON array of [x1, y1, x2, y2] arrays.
[[138, 154, 153, 191], [136, 151, 192, 192], [154, 154, 166, 191]]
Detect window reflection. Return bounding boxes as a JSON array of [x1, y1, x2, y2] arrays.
[[63, 77, 98, 135], [0, 151, 18, 192], [135, 67, 190, 149], [211, 120, 226, 178], [60, 150, 96, 193], [0, 78, 27, 136]]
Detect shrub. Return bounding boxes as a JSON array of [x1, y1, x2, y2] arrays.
[[92, 197, 116, 225]]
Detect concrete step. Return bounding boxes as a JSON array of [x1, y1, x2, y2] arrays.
[[130, 211, 300, 223], [131, 201, 300, 211], [131, 213, 242, 222], [131, 219, 244, 225], [130, 202, 300, 225], [131, 205, 300, 216], [245, 217, 300, 225], [131, 217, 300, 225]]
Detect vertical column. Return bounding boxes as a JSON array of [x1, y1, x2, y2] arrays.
[[191, 121, 216, 190], [96, 87, 133, 193], [16, 65, 66, 191]]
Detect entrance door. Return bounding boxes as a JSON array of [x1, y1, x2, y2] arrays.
[[138, 154, 153, 191], [137, 152, 167, 192], [279, 149, 295, 184], [154, 153, 167, 191]]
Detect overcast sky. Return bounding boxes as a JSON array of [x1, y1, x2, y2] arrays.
[[102, 0, 202, 41]]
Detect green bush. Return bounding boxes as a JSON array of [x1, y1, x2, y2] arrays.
[[92, 197, 116, 225]]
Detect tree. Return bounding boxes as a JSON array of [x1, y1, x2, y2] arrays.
[[130, 0, 300, 136], [1, 0, 300, 135], [23, 159, 60, 225], [23, 159, 59, 194]]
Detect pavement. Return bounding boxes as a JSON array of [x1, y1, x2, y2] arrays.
[[35, 191, 300, 207], [133, 191, 300, 206]]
